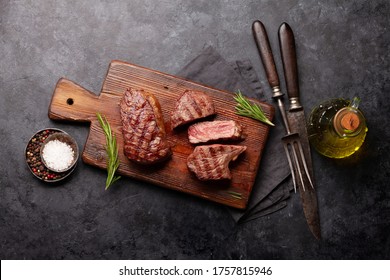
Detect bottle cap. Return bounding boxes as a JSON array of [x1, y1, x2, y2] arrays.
[[334, 108, 362, 137], [340, 112, 360, 131]]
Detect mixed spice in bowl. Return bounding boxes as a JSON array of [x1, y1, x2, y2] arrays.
[[25, 128, 79, 182]]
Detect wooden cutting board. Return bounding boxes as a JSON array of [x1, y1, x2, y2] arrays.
[[48, 60, 274, 209]]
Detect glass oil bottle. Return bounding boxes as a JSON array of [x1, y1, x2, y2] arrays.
[[307, 97, 368, 159]]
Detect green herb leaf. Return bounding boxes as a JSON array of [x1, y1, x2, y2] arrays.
[[234, 90, 275, 126], [96, 112, 121, 190], [227, 190, 243, 200]]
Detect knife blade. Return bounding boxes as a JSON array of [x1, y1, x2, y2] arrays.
[[278, 22, 321, 239]]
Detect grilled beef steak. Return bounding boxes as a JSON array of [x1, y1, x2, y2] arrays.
[[187, 144, 246, 180], [171, 90, 215, 129], [188, 120, 244, 144], [120, 88, 171, 164]]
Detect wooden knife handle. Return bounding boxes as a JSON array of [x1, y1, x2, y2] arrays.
[[278, 22, 300, 100], [48, 78, 101, 122], [252, 20, 280, 88]]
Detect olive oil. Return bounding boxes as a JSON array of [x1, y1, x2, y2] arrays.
[[307, 97, 368, 159]]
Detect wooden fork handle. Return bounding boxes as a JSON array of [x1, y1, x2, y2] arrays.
[[252, 20, 280, 89]]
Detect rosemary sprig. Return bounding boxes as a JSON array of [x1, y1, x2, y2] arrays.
[[234, 90, 274, 126], [96, 112, 121, 190], [227, 191, 243, 200]]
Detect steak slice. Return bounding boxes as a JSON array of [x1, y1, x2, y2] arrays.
[[171, 90, 215, 129], [187, 145, 247, 180], [120, 88, 171, 164], [188, 120, 244, 144]]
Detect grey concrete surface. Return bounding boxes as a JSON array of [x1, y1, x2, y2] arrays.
[[1, 0, 389, 259]]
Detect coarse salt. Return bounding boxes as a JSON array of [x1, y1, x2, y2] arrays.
[[42, 139, 75, 172]]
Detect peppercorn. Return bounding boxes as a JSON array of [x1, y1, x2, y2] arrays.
[[26, 129, 74, 182]]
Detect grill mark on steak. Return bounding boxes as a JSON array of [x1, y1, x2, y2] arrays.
[[208, 146, 223, 179], [138, 112, 151, 152], [197, 94, 207, 111], [187, 145, 247, 180], [182, 104, 195, 124], [120, 88, 171, 164], [171, 90, 215, 129], [182, 92, 202, 123], [188, 92, 203, 116], [201, 146, 214, 179]]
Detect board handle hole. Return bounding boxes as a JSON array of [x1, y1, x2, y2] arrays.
[[66, 98, 74, 105]]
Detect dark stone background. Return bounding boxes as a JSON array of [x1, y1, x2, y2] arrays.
[[1, 0, 389, 259]]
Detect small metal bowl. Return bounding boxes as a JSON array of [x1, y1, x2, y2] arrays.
[[25, 128, 79, 183]]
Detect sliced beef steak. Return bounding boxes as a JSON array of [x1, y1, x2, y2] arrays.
[[120, 88, 171, 164], [188, 120, 244, 144], [187, 145, 246, 180], [171, 90, 215, 129]]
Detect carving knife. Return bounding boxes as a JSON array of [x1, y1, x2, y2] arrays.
[[278, 22, 321, 239]]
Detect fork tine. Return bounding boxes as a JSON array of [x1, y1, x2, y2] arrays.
[[290, 142, 306, 192], [283, 144, 297, 193], [296, 141, 314, 189]]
